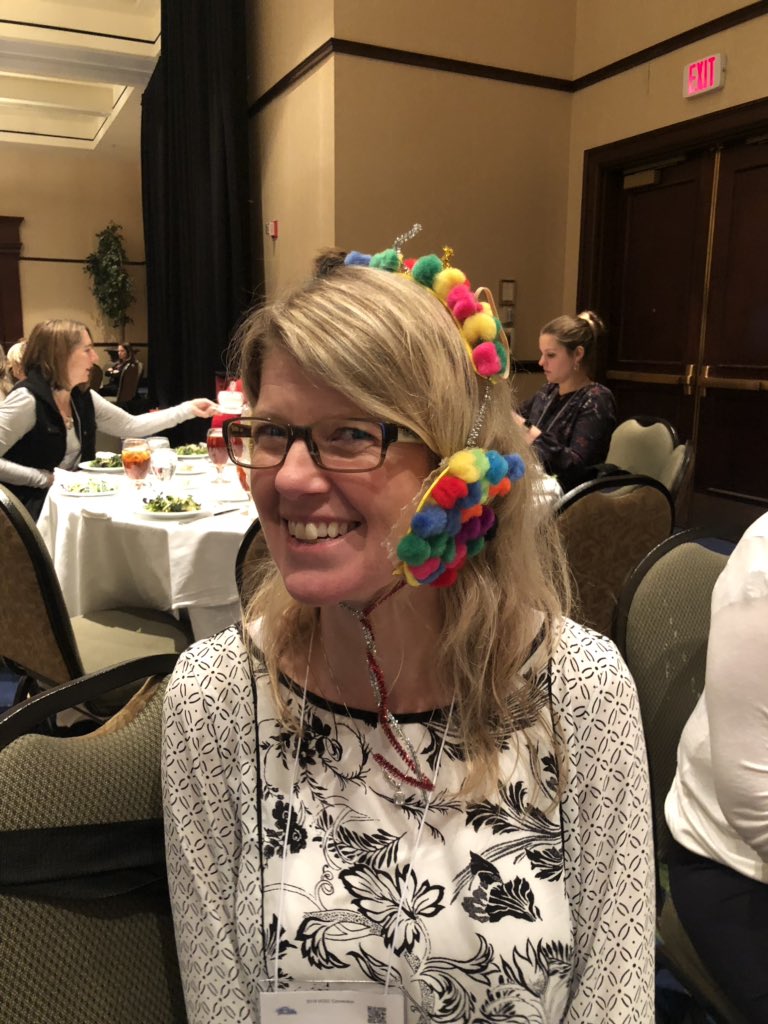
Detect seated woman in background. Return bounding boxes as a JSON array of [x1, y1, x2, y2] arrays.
[[665, 511, 768, 1024], [100, 341, 137, 396], [5, 339, 26, 384], [515, 312, 616, 491], [163, 248, 654, 1023], [0, 347, 14, 400], [0, 319, 217, 519]]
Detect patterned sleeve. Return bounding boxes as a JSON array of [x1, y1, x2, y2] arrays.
[[554, 623, 655, 1023], [162, 628, 259, 1024], [533, 385, 616, 476]]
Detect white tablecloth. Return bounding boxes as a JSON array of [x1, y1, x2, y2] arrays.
[[38, 466, 256, 641]]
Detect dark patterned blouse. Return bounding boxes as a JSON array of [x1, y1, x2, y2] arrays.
[[162, 620, 654, 1023], [520, 383, 616, 488]]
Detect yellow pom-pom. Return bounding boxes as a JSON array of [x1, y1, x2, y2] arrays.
[[479, 301, 492, 316], [448, 449, 482, 483], [433, 267, 466, 301], [462, 312, 497, 345]]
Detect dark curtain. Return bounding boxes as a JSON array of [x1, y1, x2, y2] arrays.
[[141, 0, 259, 441]]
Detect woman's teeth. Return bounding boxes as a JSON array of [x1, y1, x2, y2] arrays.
[[288, 520, 353, 542]]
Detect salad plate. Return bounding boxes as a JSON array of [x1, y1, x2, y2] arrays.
[[136, 507, 209, 520], [136, 494, 206, 520], [79, 459, 123, 473], [61, 480, 118, 497], [175, 443, 208, 459]]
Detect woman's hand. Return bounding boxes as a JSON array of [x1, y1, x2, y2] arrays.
[[189, 399, 220, 418]]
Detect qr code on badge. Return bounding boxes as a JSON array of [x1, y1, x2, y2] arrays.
[[367, 1007, 386, 1024]]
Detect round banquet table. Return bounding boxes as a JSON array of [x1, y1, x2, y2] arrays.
[[37, 463, 256, 641]]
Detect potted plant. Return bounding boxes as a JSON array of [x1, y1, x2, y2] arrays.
[[83, 222, 135, 342]]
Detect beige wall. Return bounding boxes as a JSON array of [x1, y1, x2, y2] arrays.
[[1, 140, 147, 362], [334, 54, 570, 364], [254, 58, 336, 296], [249, 0, 768, 362]]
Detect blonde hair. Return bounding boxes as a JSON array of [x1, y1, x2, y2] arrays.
[[5, 340, 25, 383], [236, 267, 569, 793], [0, 347, 13, 399], [23, 320, 89, 390]]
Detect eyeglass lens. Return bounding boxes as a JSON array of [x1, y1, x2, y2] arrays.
[[226, 418, 387, 471]]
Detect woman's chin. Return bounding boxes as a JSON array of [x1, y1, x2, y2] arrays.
[[281, 567, 395, 609]]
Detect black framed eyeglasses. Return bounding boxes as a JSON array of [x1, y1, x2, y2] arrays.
[[223, 416, 423, 473]]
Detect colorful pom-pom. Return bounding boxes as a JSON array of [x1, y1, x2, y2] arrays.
[[461, 312, 498, 344], [431, 475, 468, 508], [466, 537, 485, 558], [486, 450, 507, 485], [410, 556, 442, 581], [451, 293, 483, 322], [460, 504, 482, 523], [505, 453, 525, 480], [448, 450, 483, 483], [432, 266, 467, 301], [428, 533, 450, 559], [410, 505, 448, 538], [412, 253, 444, 288], [343, 251, 372, 267], [472, 342, 502, 378], [396, 533, 431, 565], [431, 566, 458, 588], [370, 248, 402, 272]]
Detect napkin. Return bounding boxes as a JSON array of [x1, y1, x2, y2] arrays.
[[81, 508, 112, 520]]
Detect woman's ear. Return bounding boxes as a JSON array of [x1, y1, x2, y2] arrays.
[[574, 344, 585, 366]]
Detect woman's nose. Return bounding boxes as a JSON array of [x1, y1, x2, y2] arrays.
[[274, 438, 329, 495]]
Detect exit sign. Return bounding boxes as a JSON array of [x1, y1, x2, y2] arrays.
[[684, 54, 725, 97]]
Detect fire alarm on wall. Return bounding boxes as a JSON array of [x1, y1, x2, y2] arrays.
[[265, 220, 279, 239]]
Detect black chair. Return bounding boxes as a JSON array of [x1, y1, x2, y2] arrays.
[[235, 517, 266, 609], [615, 530, 747, 1024], [555, 474, 675, 637]]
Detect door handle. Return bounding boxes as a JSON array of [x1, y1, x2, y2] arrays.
[[683, 363, 695, 396], [699, 364, 768, 396]]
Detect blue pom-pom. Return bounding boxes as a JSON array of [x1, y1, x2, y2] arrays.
[[444, 507, 462, 536], [486, 450, 507, 484], [411, 505, 448, 538], [505, 453, 525, 481], [457, 480, 483, 509], [344, 251, 371, 267]]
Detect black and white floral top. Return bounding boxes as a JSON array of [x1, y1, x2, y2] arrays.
[[162, 619, 654, 1023]]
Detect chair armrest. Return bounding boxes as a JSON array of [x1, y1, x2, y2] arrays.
[[0, 653, 179, 751]]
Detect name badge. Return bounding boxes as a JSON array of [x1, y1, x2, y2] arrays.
[[260, 986, 406, 1024]]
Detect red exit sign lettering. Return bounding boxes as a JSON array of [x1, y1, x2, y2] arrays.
[[684, 54, 725, 97]]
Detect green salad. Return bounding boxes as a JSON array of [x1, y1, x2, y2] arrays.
[[142, 494, 202, 513], [63, 480, 114, 494], [175, 443, 207, 456], [89, 454, 123, 468]]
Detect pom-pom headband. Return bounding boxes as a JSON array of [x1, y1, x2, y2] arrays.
[[344, 239, 510, 384], [396, 448, 525, 588]]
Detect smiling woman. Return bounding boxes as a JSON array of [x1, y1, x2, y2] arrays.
[[0, 319, 218, 518], [163, 250, 655, 1023]]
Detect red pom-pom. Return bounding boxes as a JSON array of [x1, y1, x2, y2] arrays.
[[472, 342, 502, 377], [446, 543, 467, 569], [410, 555, 442, 581], [431, 476, 468, 508], [403, 257, 416, 271], [431, 566, 458, 588]]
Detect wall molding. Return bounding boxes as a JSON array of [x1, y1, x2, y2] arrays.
[[0, 19, 159, 46], [250, 3, 768, 115], [19, 256, 146, 266]]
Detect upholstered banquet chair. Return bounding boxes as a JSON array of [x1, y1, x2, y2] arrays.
[[605, 416, 693, 521], [0, 656, 187, 1023], [615, 531, 746, 1024], [105, 360, 140, 408], [555, 473, 674, 638], [0, 484, 192, 718]]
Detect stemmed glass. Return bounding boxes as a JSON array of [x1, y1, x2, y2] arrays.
[[121, 438, 151, 489], [150, 447, 178, 492], [206, 427, 229, 483]]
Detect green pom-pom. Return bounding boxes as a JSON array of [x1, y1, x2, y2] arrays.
[[397, 533, 431, 565], [467, 537, 485, 558], [443, 536, 456, 565], [493, 336, 508, 373], [429, 533, 449, 559], [370, 248, 401, 272], [412, 253, 443, 288]]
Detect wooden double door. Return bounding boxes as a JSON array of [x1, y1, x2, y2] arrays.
[[583, 116, 768, 505]]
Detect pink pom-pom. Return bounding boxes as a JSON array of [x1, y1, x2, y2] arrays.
[[446, 283, 472, 311], [410, 556, 442, 581], [431, 566, 458, 588], [472, 342, 502, 377], [452, 295, 482, 321]]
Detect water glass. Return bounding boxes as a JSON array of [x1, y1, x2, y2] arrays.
[[207, 427, 229, 482], [151, 447, 178, 489]]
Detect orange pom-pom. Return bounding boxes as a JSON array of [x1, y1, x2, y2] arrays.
[[460, 504, 483, 523]]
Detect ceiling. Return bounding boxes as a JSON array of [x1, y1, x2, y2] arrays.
[[0, 0, 160, 152]]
